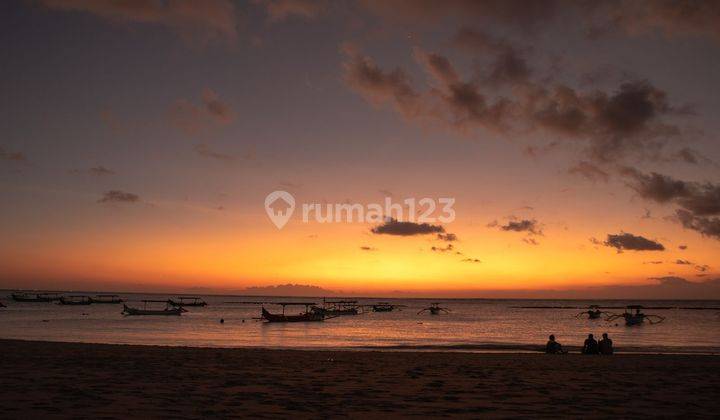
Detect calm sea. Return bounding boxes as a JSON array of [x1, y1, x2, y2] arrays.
[[1, 292, 719, 353]]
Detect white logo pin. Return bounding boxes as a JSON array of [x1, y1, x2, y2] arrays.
[[264, 191, 295, 229]]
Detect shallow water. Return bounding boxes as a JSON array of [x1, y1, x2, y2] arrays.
[[1, 292, 719, 353]]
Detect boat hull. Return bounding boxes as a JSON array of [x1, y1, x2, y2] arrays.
[[261, 307, 324, 322], [122, 304, 184, 316]]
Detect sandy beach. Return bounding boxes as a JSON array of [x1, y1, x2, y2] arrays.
[[0, 340, 718, 418]]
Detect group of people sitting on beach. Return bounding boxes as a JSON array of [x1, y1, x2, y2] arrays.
[[545, 333, 614, 354]]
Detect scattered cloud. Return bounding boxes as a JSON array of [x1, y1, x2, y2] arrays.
[[497, 218, 543, 235], [437, 233, 457, 242], [98, 190, 140, 204], [371, 218, 445, 236], [461, 258, 481, 263], [675, 259, 692, 265], [39, 0, 239, 44], [431, 244, 454, 252], [522, 237, 540, 245], [360, 245, 377, 251], [603, 232, 665, 252], [679, 244, 688, 250]]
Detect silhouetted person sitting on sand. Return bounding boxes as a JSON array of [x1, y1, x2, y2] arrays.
[[582, 333, 599, 354], [599, 333, 613, 355], [546, 335, 566, 354]]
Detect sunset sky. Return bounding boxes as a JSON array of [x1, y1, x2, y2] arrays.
[[1, 0, 719, 295]]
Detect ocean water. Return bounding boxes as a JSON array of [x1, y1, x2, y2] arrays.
[[1, 292, 719, 353]]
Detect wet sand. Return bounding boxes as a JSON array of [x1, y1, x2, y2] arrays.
[[1, 339, 718, 418]]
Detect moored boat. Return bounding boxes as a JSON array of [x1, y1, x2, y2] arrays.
[[122, 300, 186, 316], [91, 294, 124, 304], [260, 302, 325, 322], [58, 295, 92, 305], [11, 292, 62, 302], [168, 296, 207, 307]]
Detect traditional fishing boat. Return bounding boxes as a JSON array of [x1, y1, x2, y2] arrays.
[[11, 292, 62, 302], [606, 305, 665, 326], [168, 296, 207, 307], [575, 305, 605, 319], [418, 302, 450, 315], [371, 302, 396, 312], [58, 295, 92, 305], [122, 300, 186, 316], [260, 302, 325, 322], [314, 299, 359, 316], [90, 294, 124, 304]]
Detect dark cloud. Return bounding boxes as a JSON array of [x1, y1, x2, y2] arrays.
[[675, 209, 720, 241], [568, 161, 609, 182], [431, 244, 454, 252], [437, 233, 457, 242], [371, 218, 445, 236], [603, 232, 665, 252], [342, 45, 422, 120], [360, 245, 377, 251], [498, 218, 543, 235], [0, 146, 27, 162], [675, 259, 692, 265], [98, 190, 140, 204], [621, 168, 720, 240], [678, 244, 688, 250], [696, 264, 710, 272], [39, 0, 239, 44], [526, 80, 677, 162], [644, 260, 663, 265], [344, 42, 684, 163], [461, 258, 481, 263]]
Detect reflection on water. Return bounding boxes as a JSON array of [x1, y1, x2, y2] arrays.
[[1, 293, 719, 353]]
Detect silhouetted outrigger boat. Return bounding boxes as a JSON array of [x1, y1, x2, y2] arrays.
[[606, 305, 665, 326], [260, 302, 326, 322], [314, 299, 359, 316], [418, 302, 450, 315], [369, 302, 407, 312], [122, 300, 186, 316], [575, 305, 605, 319], [58, 295, 92, 305], [90, 294, 124, 304], [169, 296, 207, 307], [11, 292, 62, 302]]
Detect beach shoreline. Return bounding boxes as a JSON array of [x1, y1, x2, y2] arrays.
[[1, 339, 718, 418]]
